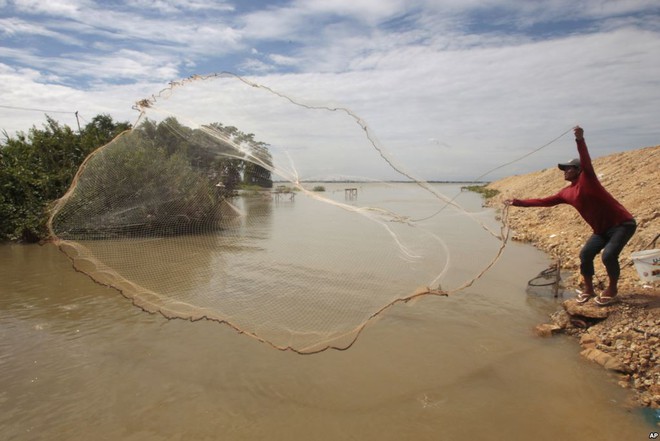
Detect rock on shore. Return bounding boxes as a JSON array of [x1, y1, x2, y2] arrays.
[[549, 297, 660, 408], [486, 144, 660, 409]]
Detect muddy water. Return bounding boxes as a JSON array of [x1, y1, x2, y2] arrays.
[[0, 185, 650, 440]]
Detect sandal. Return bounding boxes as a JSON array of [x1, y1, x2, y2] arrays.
[[594, 295, 617, 306], [575, 292, 593, 304]]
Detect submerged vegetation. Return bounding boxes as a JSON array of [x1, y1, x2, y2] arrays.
[[0, 115, 273, 242], [462, 184, 499, 199]]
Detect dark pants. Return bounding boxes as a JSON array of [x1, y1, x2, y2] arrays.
[[579, 220, 637, 280]]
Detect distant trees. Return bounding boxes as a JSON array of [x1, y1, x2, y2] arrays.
[[243, 142, 274, 188], [204, 122, 273, 190], [0, 114, 273, 242], [132, 118, 273, 193]]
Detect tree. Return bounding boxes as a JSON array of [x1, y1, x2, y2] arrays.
[[243, 140, 273, 188], [80, 114, 131, 153], [0, 114, 131, 241], [0, 114, 273, 242], [205, 123, 273, 189], [52, 129, 218, 238]]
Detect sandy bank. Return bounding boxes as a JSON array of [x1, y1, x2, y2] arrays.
[[486, 143, 659, 409]]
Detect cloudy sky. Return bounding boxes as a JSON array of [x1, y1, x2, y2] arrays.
[[1, 0, 659, 180]]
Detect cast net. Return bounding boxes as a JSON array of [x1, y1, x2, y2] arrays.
[[48, 73, 510, 353]]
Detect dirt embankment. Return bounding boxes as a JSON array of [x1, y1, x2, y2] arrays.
[[486, 144, 660, 409]]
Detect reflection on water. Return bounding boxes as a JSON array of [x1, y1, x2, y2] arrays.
[[0, 184, 650, 440], [55, 183, 507, 352]]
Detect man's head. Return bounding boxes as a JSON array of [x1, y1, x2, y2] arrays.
[[558, 158, 581, 182]]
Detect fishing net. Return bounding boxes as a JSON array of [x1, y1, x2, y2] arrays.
[[48, 73, 510, 353]]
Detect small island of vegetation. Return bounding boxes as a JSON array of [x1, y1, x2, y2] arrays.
[[0, 115, 274, 242]]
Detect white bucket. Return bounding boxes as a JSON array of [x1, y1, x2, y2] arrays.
[[630, 249, 660, 283]]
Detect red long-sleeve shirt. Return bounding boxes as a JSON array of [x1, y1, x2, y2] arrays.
[[511, 138, 633, 234]]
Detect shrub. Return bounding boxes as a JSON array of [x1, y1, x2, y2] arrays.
[[462, 184, 499, 199]]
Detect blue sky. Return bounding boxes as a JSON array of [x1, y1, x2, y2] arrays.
[[1, 0, 659, 180]]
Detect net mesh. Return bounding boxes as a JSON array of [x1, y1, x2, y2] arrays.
[[48, 73, 511, 353]]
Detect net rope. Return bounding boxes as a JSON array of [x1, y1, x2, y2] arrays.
[[48, 72, 570, 353]]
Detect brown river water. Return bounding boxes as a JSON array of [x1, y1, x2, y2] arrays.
[[0, 184, 651, 440]]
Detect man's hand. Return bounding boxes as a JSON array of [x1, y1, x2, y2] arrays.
[[574, 125, 584, 140], [503, 199, 514, 206]]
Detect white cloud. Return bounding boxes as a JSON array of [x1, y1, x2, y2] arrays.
[[237, 58, 276, 74], [238, 7, 305, 41], [0, 44, 180, 83], [6, 1, 244, 57], [0, 17, 85, 47], [244, 25, 660, 179], [0, 17, 51, 37], [580, 0, 660, 17], [268, 53, 299, 67], [297, 0, 411, 23], [12, 0, 87, 16], [127, 0, 235, 14], [1, 1, 658, 180]]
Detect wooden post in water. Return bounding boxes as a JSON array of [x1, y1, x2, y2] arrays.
[[274, 186, 295, 201], [553, 258, 561, 298], [274, 192, 295, 201], [345, 188, 358, 200]]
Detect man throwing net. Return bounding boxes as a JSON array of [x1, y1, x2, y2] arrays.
[[505, 126, 636, 306]]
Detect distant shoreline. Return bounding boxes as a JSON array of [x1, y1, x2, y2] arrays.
[[272, 180, 490, 184]]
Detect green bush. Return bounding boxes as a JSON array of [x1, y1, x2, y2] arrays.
[[1, 115, 275, 241], [51, 129, 218, 238], [0, 115, 130, 241], [462, 184, 499, 199]]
